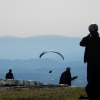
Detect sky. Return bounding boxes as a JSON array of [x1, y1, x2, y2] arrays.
[[0, 0, 100, 38]]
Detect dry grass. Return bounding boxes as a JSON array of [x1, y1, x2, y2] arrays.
[[0, 87, 88, 100]]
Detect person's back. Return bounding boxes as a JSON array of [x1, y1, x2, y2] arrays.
[[80, 24, 100, 83], [5, 69, 14, 79], [59, 70, 71, 85], [80, 24, 100, 99], [80, 31, 100, 64], [59, 67, 77, 86]]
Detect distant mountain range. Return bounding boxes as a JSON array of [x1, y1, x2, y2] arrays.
[[0, 35, 84, 62], [0, 35, 87, 87]]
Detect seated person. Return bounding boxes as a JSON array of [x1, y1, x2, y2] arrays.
[[5, 69, 14, 79]]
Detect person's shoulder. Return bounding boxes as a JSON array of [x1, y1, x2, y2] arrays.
[[6, 72, 9, 75], [10, 72, 13, 75], [62, 71, 66, 74]]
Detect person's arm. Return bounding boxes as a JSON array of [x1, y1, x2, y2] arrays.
[[12, 73, 14, 79], [5, 73, 7, 79], [71, 76, 78, 80], [80, 34, 91, 46], [59, 74, 63, 84]]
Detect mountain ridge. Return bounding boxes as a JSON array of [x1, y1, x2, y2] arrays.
[[0, 35, 84, 60], [0, 35, 81, 39]]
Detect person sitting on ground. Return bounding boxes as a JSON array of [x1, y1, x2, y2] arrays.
[[59, 67, 78, 86], [5, 69, 14, 79]]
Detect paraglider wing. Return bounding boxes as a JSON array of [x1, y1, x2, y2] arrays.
[[39, 50, 64, 60]]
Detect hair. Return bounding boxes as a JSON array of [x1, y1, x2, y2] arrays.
[[66, 67, 70, 70], [88, 24, 98, 32], [9, 69, 12, 72]]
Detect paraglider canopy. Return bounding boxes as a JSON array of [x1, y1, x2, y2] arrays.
[[39, 50, 64, 60]]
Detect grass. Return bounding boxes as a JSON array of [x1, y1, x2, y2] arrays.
[[0, 87, 88, 100]]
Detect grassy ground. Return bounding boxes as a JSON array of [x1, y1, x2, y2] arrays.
[[0, 87, 88, 100]]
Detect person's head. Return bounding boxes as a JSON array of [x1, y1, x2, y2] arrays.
[[9, 69, 12, 73], [66, 66, 71, 71], [88, 24, 98, 35]]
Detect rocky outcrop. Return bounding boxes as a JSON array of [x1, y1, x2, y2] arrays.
[[0, 79, 68, 87]]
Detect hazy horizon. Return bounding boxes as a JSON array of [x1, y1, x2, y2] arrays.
[[0, 34, 81, 38], [0, 0, 100, 38]]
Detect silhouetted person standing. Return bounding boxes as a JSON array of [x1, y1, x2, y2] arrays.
[[80, 24, 100, 100], [80, 23, 100, 83], [5, 69, 14, 79], [59, 67, 78, 86]]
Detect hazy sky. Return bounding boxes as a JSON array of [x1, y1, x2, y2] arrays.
[[0, 0, 100, 38]]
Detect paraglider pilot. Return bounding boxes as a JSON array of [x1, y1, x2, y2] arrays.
[[49, 70, 52, 73], [59, 67, 78, 86]]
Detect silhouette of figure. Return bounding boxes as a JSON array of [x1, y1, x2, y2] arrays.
[[59, 67, 78, 86], [5, 69, 14, 79], [80, 23, 100, 83], [49, 70, 52, 73], [80, 24, 100, 100], [85, 66, 100, 100]]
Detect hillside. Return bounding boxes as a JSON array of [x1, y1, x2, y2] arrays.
[[0, 35, 84, 61], [0, 35, 87, 87], [0, 86, 88, 100], [0, 59, 87, 87]]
